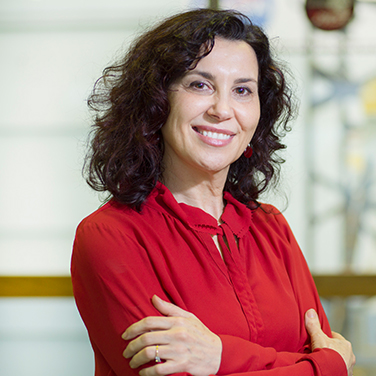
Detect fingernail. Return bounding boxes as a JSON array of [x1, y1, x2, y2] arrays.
[[307, 309, 317, 319], [122, 330, 129, 340], [153, 295, 166, 304]]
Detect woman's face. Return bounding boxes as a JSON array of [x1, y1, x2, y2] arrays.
[[161, 37, 260, 179]]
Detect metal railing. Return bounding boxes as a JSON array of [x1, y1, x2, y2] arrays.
[[1, 275, 376, 297]]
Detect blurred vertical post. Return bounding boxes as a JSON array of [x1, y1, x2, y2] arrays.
[[209, 0, 219, 10]]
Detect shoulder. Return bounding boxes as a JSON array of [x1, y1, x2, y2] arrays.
[[251, 202, 284, 223], [73, 201, 137, 258], [72, 200, 163, 272], [73, 200, 156, 261], [250, 202, 295, 242], [73, 194, 176, 255], [77, 200, 137, 231], [76, 198, 163, 235]]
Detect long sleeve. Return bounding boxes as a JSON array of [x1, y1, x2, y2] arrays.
[[71, 189, 347, 376], [217, 335, 346, 376], [72, 220, 173, 376]]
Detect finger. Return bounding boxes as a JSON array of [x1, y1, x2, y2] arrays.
[[305, 309, 332, 351], [139, 363, 186, 376], [152, 295, 195, 318], [139, 362, 176, 376], [123, 331, 169, 358], [138, 357, 189, 376], [128, 344, 162, 369], [304, 309, 322, 337], [122, 316, 173, 340], [128, 345, 180, 373]]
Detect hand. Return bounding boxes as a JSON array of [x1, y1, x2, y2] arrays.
[[122, 295, 222, 376], [305, 309, 356, 376]]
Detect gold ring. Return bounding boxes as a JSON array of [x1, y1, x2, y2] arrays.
[[155, 345, 162, 363]]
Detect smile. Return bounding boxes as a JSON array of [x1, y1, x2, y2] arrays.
[[193, 127, 233, 140]]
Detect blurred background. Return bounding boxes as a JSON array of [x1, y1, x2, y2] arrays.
[[0, 0, 375, 374]]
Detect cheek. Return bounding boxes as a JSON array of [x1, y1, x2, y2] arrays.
[[162, 101, 183, 131], [251, 103, 261, 128], [161, 109, 186, 147], [161, 112, 178, 146], [240, 107, 260, 133], [165, 103, 188, 128]]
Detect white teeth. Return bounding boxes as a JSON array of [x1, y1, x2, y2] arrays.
[[200, 130, 231, 140]]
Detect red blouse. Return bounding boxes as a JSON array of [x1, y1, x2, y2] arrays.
[[71, 182, 346, 376]]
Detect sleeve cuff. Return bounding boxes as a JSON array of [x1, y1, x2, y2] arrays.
[[298, 348, 347, 376], [219, 335, 347, 376], [218, 334, 262, 374]]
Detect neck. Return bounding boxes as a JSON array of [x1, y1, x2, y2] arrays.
[[161, 167, 228, 222]]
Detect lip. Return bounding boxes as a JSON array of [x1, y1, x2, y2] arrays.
[[192, 125, 235, 147]]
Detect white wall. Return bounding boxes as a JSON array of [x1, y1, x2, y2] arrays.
[[0, 0, 189, 276], [1, 0, 375, 276], [0, 298, 94, 375]]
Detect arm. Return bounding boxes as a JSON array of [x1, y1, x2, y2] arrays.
[[72, 215, 352, 376], [122, 207, 355, 376], [123, 295, 222, 376], [123, 298, 354, 376], [71, 220, 175, 376]]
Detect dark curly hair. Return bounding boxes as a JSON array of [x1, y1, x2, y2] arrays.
[[85, 8, 295, 211]]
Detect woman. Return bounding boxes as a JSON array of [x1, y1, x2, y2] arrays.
[[71, 8, 355, 376]]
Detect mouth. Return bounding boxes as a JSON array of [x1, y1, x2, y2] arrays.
[[193, 126, 233, 140]]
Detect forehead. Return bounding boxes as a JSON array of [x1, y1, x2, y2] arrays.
[[190, 38, 258, 77]]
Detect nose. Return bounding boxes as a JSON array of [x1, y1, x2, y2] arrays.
[[206, 92, 233, 121]]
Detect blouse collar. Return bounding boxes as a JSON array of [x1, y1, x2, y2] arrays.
[[146, 182, 253, 238]]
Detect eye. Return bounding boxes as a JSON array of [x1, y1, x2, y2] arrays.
[[234, 86, 251, 96], [189, 81, 208, 90]]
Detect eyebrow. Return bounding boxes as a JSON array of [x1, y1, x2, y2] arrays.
[[186, 70, 258, 84]]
